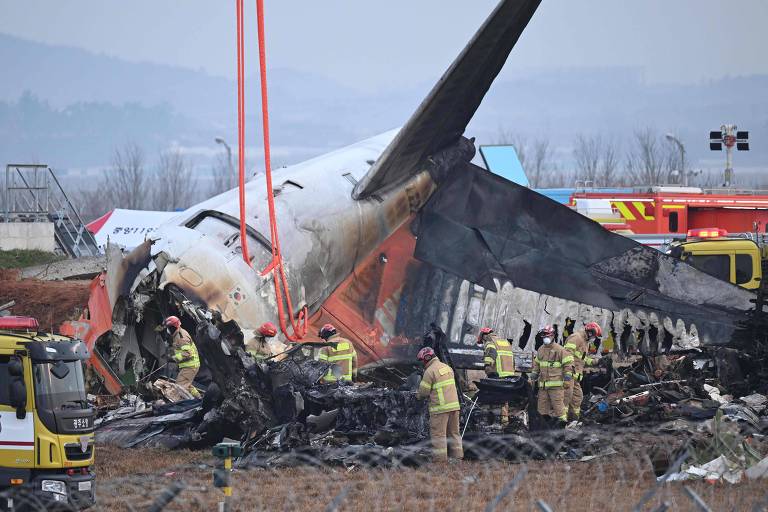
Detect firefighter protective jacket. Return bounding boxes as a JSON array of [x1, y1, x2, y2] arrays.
[[563, 330, 596, 380], [533, 343, 574, 388], [417, 357, 460, 414], [246, 334, 272, 361], [318, 335, 358, 382], [483, 336, 517, 377], [171, 327, 200, 369]]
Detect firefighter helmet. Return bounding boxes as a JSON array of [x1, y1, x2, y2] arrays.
[[585, 322, 602, 338], [318, 323, 337, 339], [417, 346, 435, 363], [258, 322, 278, 337], [538, 325, 555, 338], [477, 326, 494, 344], [163, 316, 181, 330]]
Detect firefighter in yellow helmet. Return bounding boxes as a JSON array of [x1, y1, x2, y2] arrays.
[[416, 347, 463, 461], [530, 325, 573, 425], [477, 327, 517, 427], [163, 315, 201, 398], [563, 321, 602, 421], [317, 323, 357, 383]]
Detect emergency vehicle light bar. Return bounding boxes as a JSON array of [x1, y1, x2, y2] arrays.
[[687, 228, 728, 239], [0, 316, 39, 331]]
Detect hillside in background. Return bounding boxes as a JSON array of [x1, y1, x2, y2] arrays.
[[1, 33, 766, 188]]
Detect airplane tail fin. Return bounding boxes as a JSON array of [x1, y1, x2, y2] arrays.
[[352, 0, 541, 199]]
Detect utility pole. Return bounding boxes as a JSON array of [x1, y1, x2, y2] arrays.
[[215, 137, 234, 184], [665, 133, 687, 187], [710, 125, 749, 188]]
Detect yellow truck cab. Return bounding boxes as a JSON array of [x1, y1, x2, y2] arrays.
[[0, 316, 95, 509], [667, 228, 764, 290]]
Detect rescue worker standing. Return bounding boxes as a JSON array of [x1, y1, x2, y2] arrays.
[[317, 323, 357, 383], [477, 327, 517, 426], [416, 347, 463, 461], [563, 322, 602, 421], [246, 322, 278, 362], [164, 315, 201, 398], [530, 326, 573, 425]]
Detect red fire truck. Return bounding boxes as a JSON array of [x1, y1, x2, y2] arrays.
[[572, 186, 768, 237]]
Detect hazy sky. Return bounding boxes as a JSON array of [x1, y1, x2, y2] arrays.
[[1, 0, 766, 92]]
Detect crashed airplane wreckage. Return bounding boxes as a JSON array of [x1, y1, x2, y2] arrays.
[[77, 0, 766, 453]]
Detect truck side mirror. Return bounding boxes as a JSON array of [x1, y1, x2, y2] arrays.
[[8, 357, 27, 420]]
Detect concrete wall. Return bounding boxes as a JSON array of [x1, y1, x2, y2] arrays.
[[0, 222, 57, 252]]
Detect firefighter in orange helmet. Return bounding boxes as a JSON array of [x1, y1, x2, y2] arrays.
[[477, 326, 517, 427], [563, 321, 602, 421], [530, 325, 573, 425], [416, 347, 463, 461], [317, 323, 357, 383], [246, 322, 278, 362]]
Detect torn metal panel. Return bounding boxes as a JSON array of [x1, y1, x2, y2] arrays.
[[413, 164, 754, 347]]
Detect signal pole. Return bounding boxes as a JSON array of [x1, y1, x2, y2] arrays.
[[709, 125, 749, 188]]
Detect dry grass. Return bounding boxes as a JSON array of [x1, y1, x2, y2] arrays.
[[93, 445, 768, 511]]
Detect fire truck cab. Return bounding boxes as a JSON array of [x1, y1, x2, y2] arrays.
[[668, 228, 764, 290], [0, 316, 95, 509]]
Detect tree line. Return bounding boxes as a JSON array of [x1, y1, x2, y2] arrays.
[[75, 143, 239, 221], [499, 127, 723, 189], [76, 127, 727, 221]]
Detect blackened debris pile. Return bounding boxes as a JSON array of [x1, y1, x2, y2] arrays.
[[305, 384, 429, 443], [581, 350, 768, 433]]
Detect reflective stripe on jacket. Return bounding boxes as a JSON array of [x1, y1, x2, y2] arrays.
[[564, 330, 596, 379], [318, 337, 357, 382], [533, 343, 573, 389], [483, 337, 516, 377], [173, 343, 200, 369], [417, 358, 460, 414], [171, 328, 200, 369]]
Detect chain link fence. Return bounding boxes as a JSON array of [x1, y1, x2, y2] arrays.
[[3, 426, 767, 512]]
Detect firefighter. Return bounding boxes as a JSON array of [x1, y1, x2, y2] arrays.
[[246, 322, 278, 361], [563, 321, 602, 421], [477, 326, 517, 426], [164, 315, 201, 398], [416, 346, 463, 461], [530, 325, 573, 425], [317, 323, 358, 383]]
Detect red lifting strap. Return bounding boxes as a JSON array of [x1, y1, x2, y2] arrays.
[[236, 0, 308, 341]]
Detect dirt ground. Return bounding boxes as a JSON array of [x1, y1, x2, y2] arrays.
[[0, 269, 90, 331], [93, 445, 768, 512]]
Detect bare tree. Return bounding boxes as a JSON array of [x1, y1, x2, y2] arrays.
[[573, 134, 601, 184], [108, 143, 147, 209], [72, 143, 145, 220], [73, 186, 114, 223], [210, 152, 236, 196], [493, 129, 559, 187], [529, 139, 556, 188], [152, 150, 197, 211], [574, 135, 623, 187], [600, 138, 621, 186], [625, 129, 674, 186]]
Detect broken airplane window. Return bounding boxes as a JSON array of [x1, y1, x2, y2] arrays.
[[187, 211, 273, 269]]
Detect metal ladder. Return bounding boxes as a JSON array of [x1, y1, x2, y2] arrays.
[[2, 164, 100, 257]]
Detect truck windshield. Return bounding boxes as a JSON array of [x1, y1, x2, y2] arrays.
[[33, 361, 88, 411]]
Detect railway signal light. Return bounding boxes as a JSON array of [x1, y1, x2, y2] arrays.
[[709, 124, 749, 187]]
